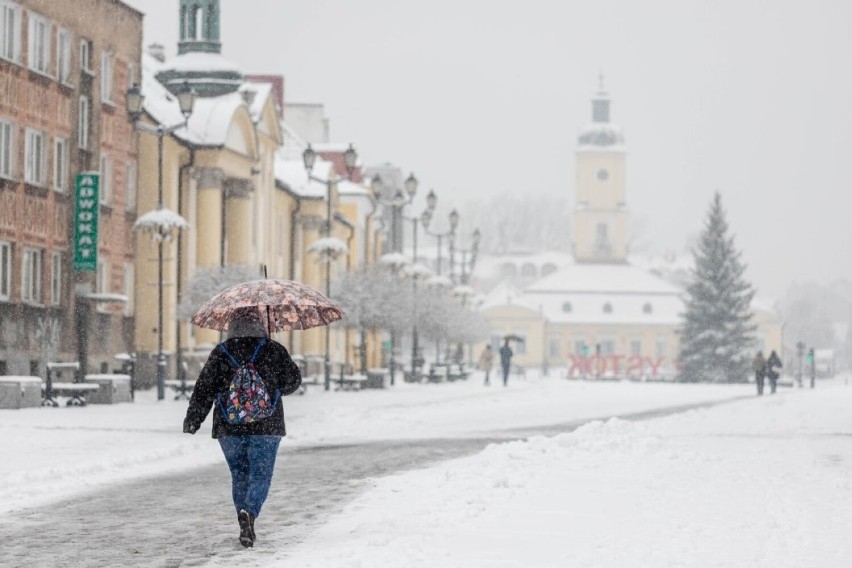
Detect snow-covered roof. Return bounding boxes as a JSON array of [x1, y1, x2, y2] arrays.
[[337, 179, 371, 197], [239, 82, 274, 122], [478, 281, 541, 313], [159, 51, 242, 75], [141, 52, 250, 148], [274, 154, 332, 199], [525, 263, 680, 295]]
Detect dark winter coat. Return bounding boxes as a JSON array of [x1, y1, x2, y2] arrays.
[[184, 337, 302, 438], [766, 352, 782, 380], [499, 345, 513, 367]]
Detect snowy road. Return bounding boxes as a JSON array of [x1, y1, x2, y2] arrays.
[[0, 398, 745, 568]]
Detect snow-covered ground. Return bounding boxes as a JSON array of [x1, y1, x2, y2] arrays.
[[1, 371, 747, 515], [270, 379, 852, 568]]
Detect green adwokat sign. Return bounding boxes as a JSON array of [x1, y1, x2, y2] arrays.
[[73, 172, 100, 271]]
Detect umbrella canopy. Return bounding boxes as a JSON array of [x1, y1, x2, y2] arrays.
[[503, 334, 525, 343], [191, 279, 344, 332]]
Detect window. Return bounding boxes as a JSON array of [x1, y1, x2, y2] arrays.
[[562, 302, 572, 313], [96, 258, 109, 294], [78, 96, 89, 149], [0, 241, 11, 300], [126, 61, 136, 90], [123, 262, 134, 316], [0, 1, 21, 63], [548, 333, 561, 358], [53, 137, 68, 191], [0, 119, 13, 178], [50, 251, 61, 305], [79, 38, 92, 72], [603, 302, 613, 314], [656, 336, 668, 358], [99, 154, 111, 203], [599, 338, 616, 355], [630, 338, 642, 356], [27, 12, 50, 74], [100, 51, 112, 102], [124, 160, 136, 211], [57, 27, 72, 84], [24, 128, 46, 185], [21, 247, 42, 304], [643, 302, 653, 314], [574, 339, 587, 356]]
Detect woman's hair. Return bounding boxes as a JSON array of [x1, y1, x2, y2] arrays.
[[226, 308, 269, 339]]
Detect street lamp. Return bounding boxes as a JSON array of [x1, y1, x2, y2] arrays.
[[370, 173, 419, 385], [126, 82, 195, 401], [421, 193, 459, 277], [452, 228, 481, 365], [303, 143, 358, 391]]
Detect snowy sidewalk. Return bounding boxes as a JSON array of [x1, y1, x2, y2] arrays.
[[270, 381, 852, 568], [1, 372, 749, 515]]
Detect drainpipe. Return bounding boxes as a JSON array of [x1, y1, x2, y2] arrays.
[[176, 147, 195, 382], [287, 189, 303, 354]]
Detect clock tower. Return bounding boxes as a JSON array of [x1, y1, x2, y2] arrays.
[[573, 77, 628, 263]]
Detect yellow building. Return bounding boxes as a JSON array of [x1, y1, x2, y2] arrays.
[[476, 80, 783, 378]]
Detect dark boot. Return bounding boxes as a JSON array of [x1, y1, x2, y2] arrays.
[[238, 509, 254, 548]]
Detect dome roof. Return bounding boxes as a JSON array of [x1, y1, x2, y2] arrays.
[[577, 123, 625, 147], [156, 52, 243, 97]]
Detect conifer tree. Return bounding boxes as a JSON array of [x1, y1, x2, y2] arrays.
[[678, 192, 756, 382]]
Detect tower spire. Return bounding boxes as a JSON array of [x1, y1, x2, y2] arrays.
[[592, 72, 610, 123]]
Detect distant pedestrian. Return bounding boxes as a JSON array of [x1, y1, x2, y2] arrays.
[[478, 345, 494, 386], [499, 339, 513, 387], [766, 350, 782, 394], [753, 352, 766, 396], [183, 310, 302, 548]]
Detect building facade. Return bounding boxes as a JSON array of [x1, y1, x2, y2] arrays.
[[0, 0, 142, 376], [476, 81, 783, 378]]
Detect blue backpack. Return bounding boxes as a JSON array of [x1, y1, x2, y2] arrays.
[[216, 338, 280, 425]]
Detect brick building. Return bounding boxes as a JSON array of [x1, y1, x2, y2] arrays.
[[0, 0, 142, 376]]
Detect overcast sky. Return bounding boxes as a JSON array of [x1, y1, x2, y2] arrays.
[[123, 0, 852, 298]]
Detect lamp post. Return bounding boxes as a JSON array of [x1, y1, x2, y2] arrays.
[[401, 205, 436, 382], [303, 143, 358, 391], [452, 228, 481, 365], [370, 173, 419, 385], [421, 196, 459, 362], [421, 190, 459, 277], [125, 83, 195, 401]]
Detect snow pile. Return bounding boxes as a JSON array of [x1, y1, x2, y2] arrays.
[[275, 383, 852, 568]]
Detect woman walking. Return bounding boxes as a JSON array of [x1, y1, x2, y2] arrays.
[[183, 309, 302, 548]]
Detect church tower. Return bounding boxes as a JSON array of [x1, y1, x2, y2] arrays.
[[157, 0, 243, 97], [179, 0, 221, 54], [572, 76, 628, 263]]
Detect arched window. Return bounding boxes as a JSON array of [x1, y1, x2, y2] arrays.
[[603, 302, 613, 314], [541, 263, 557, 277], [194, 5, 203, 40], [643, 303, 653, 314], [562, 302, 572, 313], [521, 263, 537, 279], [500, 263, 517, 279]]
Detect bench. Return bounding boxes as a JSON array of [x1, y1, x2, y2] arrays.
[[164, 379, 196, 400], [0, 376, 43, 409], [296, 375, 322, 395], [447, 364, 469, 381], [427, 364, 449, 383], [365, 368, 388, 389], [335, 374, 367, 391], [44, 362, 99, 407]]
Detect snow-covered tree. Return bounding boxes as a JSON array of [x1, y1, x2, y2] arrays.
[[177, 265, 261, 321], [678, 192, 756, 383]]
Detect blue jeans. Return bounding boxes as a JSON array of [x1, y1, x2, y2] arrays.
[[218, 435, 282, 518]]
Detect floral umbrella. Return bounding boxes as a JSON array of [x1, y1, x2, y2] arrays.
[[191, 279, 345, 332]]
